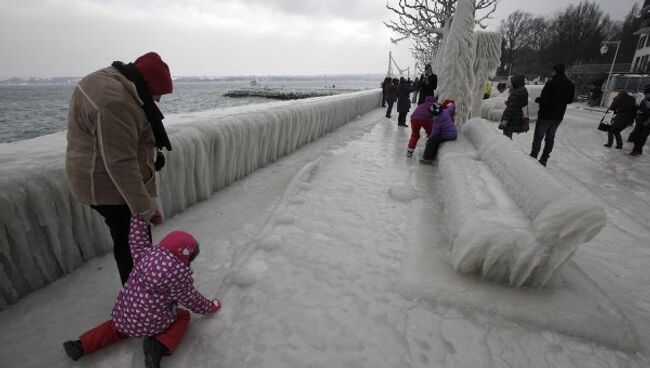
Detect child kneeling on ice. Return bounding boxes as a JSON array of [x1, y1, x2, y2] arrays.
[[420, 99, 458, 164], [407, 95, 437, 158], [63, 214, 221, 368]]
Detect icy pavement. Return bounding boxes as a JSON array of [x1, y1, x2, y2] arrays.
[[1, 107, 649, 367]]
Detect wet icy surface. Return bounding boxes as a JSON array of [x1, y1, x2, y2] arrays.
[[0, 106, 649, 367]]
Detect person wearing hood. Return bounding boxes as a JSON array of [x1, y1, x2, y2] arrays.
[[66, 52, 174, 284], [499, 74, 528, 139], [396, 77, 415, 127], [63, 214, 221, 368], [420, 99, 458, 164], [407, 95, 437, 157], [630, 85, 650, 156], [604, 91, 636, 149], [529, 63, 575, 166]]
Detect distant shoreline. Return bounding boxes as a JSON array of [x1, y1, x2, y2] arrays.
[[0, 74, 385, 86]]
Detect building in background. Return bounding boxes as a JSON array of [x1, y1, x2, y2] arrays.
[[631, 0, 650, 72]]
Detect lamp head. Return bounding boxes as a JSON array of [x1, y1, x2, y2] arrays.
[[600, 45, 609, 55]]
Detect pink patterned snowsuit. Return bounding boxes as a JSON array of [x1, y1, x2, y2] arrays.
[[78, 215, 218, 354]]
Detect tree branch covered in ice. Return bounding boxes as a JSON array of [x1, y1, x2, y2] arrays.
[[384, 0, 499, 64]]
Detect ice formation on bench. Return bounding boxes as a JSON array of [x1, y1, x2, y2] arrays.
[[439, 118, 606, 287]]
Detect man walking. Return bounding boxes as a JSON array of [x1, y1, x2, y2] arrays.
[[530, 63, 575, 166], [631, 85, 650, 156], [66, 52, 173, 284]]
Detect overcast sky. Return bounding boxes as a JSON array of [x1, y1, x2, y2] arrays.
[[0, 0, 640, 78]]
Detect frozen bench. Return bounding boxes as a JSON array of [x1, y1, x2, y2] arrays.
[[438, 118, 605, 287]]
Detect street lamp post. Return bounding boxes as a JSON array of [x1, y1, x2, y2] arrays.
[[600, 40, 621, 107]]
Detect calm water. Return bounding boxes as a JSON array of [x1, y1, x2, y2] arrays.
[[0, 79, 378, 143]]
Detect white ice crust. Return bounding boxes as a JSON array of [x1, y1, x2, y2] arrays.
[[0, 90, 381, 308], [439, 118, 606, 287]]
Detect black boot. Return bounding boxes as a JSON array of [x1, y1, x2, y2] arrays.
[[63, 340, 84, 361], [143, 337, 168, 368]]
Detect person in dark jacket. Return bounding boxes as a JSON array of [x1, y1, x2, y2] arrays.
[[631, 86, 650, 156], [381, 77, 391, 107], [499, 74, 528, 139], [384, 79, 398, 118], [396, 77, 415, 126], [529, 63, 575, 166], [604, 92, 636, 149], [412, 76, 420, 103], [417, 64, 438, 105]]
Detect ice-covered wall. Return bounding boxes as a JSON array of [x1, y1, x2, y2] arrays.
[[439, 118, 606, 287], [0, 90, 381, 308]]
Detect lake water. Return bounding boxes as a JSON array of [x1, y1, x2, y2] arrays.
[[0, 79, 379, 143]]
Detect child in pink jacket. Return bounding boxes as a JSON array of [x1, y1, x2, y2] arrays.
[[63, 214, 221, 368]]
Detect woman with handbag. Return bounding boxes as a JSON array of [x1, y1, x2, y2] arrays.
[[604, 91, 636, 149], [498, 74, 528, 139]]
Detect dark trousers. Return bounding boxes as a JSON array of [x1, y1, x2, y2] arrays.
[[423, 135, 450, 161], [607, 125, 627, 148], [632, 124, 650, 154], [398, 112, 408, 126], [91, 204, 149, 284], [502, 128, 513, 139], [382, 92, 386, 107], [629, 122, 643, 142], [530, 119, 562, 160], [385, 101, 394, 117]]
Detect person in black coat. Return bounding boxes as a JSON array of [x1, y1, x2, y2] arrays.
[[529, 63, 575, 166], [631, 87, 650, 155], [499, 74, 528, 139], [383, 79, 398, 118], [417, 65, 438, 105], [381, 77, 391, 107], [604, 92, 636, 149], [396, 77, 415, 126]]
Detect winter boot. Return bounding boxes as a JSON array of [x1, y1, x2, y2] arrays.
[[63, 340, 84, 361], [407, 151, 413, 158], [419, 158, 433, 165], [143, 337, 168, 368]]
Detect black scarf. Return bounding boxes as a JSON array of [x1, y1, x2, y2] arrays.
[[111, 61, 172, 151]]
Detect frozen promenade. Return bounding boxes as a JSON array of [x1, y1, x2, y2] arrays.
[[1, 106, 649, 367]]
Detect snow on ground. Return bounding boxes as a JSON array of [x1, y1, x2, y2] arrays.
[[0, 106, 649, 367]]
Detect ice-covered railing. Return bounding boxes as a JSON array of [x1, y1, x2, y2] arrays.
[[224, 87, 359, 100], [0, 90, 381, 309], [438, 118, 606, 287]]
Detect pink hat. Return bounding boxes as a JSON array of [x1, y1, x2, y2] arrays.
[[159, 231, 199, 266], [134, 52, 173, 96]]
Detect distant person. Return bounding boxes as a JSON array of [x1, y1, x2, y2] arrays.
[[631, 86, 650, 156], [483, 82, 492, 99], [384, 78, 397, 118], [604, 91, 636, 149], [63, 214, 221, 367], [66, 52, 173, 284], [412, 76, 420, 103], [407, 95, 436, 158], [381, 77, 391, 107], [420, 99, 457, 164], [498, 74, 528, 140], [396, 77, 414, 127], [529, 63, 575, 166], [497, 82, 507, 93], [588, 84, 603, 107], [417, 63, 438, 105]]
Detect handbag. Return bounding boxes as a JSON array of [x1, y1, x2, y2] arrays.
[[597, 109, 611, 132]]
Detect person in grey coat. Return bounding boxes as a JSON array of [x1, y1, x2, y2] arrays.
[[499, 74, 528, 139], [396, 77, 415, 127]]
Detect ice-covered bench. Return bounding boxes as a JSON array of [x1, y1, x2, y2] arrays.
[[438, 118, 605, 287]]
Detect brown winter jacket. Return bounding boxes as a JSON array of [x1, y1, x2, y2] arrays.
[[66, 67, 156, 215]]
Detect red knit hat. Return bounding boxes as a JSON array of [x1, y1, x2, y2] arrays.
[[134, 52, 173, 96], [159, 231, 198, 266]]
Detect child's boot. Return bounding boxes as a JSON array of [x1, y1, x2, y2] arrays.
[[143, 337, 168, 368], [63, 340, 84, 361]]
